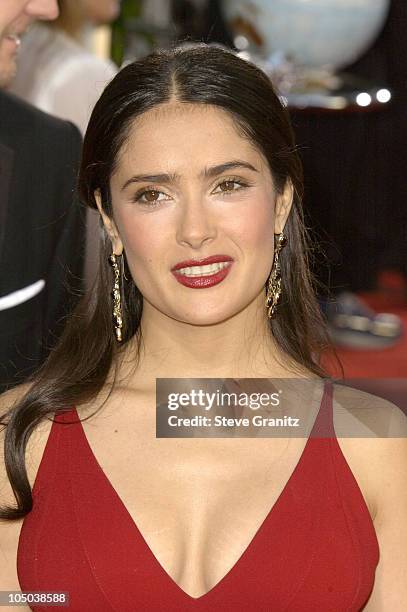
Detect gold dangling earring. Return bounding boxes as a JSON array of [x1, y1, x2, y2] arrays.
[[265, 231, 288, 319], [109, 253, 123, 342], [121, 250, 129, 281]]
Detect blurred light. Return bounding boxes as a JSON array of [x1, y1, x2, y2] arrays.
[[376, 88, 391, 103], [236, 51, 251, 61], [234, 35, 249, 50], [328, 96, 348, 110], [92, 26, 111, 60], [356, 92, 372, 107]]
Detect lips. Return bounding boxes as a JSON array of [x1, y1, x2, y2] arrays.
[[172, 262, 233, 289], [171, 254, 234, 271]]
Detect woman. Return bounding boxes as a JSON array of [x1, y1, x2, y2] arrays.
[[1, 43, 406, 611], [10, 0, 119, 134]]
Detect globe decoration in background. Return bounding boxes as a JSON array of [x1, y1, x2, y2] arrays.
[[222, 0, 390, 72], [222, 0, 391, 108]]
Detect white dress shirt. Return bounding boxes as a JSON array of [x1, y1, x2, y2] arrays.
[[10, 23, 117, 135]]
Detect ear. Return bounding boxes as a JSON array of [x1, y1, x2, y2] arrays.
[[94, 189, 123, 256], [274, 179, 294, 234]]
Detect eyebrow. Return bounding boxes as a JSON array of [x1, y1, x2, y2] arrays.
[[120, 160, 259, 191]]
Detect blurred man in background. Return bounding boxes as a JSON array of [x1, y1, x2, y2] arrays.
[[0, 28, 19, 87], [10, 0, 121, 290], [0, 0, 85, 392], [11, 0, 119, 134]]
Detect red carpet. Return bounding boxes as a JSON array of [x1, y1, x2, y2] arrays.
[[320, 292, 407, 410], [321, 292, 407, 378]]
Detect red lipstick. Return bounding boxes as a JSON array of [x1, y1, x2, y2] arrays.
[[171, 255, 234, 289], [171, 254, 234, 271]]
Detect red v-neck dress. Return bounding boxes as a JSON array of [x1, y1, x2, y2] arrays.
[[17, 380, 379, 611]]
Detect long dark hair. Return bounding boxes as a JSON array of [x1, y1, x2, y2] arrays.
[[0, 43, 342, 520]]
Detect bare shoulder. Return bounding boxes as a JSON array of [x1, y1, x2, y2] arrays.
[[331, 381, 407, 436], [330, 383, 407, 610], [1, 383, 34, 505], [0, 384, 54, 599], [330, 382, 407, 522], [0, 383, 33, 417], [1, 383, 56, 501]]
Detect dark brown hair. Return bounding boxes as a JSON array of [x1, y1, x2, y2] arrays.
[[0, 43, 342, 520]]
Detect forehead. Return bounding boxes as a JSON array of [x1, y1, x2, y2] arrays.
[[114, 102, 269, 178]]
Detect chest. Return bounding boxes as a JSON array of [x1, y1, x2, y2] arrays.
[[79, 410, 306, 598], [18, 389, 378, 606]]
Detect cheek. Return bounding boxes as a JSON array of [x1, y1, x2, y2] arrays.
[[114, 194, 275, 271], [227, 196, 275, 246], [115, 211, 170, 268], [229, 198, 275, 285]]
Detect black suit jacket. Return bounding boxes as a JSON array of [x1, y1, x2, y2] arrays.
[[0, 91, 85, 392]]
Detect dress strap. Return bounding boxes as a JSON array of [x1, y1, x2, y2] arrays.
[[53, 407, 78, 424], [309, 379, 335, 439], [31, 407, 77, 495]]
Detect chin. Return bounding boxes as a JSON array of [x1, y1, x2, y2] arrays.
[[0, 70, 16, 89], [175, 308, 238, 327]]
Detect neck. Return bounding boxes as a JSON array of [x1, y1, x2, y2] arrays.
[[118, 292, 308, 386], [51, 4, 91, 45]]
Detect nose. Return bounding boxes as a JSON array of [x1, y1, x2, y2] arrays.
[[26, 0, 59, 21], [176, 198, 217, 250]]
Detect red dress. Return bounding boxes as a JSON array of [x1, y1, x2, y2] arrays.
[[17, 380, 379, 611]]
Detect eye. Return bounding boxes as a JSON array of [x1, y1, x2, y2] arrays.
[[131, 177, 251, 206], [132, 188, 170, 205], [213, 178, 250, 196]]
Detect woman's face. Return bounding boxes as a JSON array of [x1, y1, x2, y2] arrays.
[[98, 102, 292, 326]]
